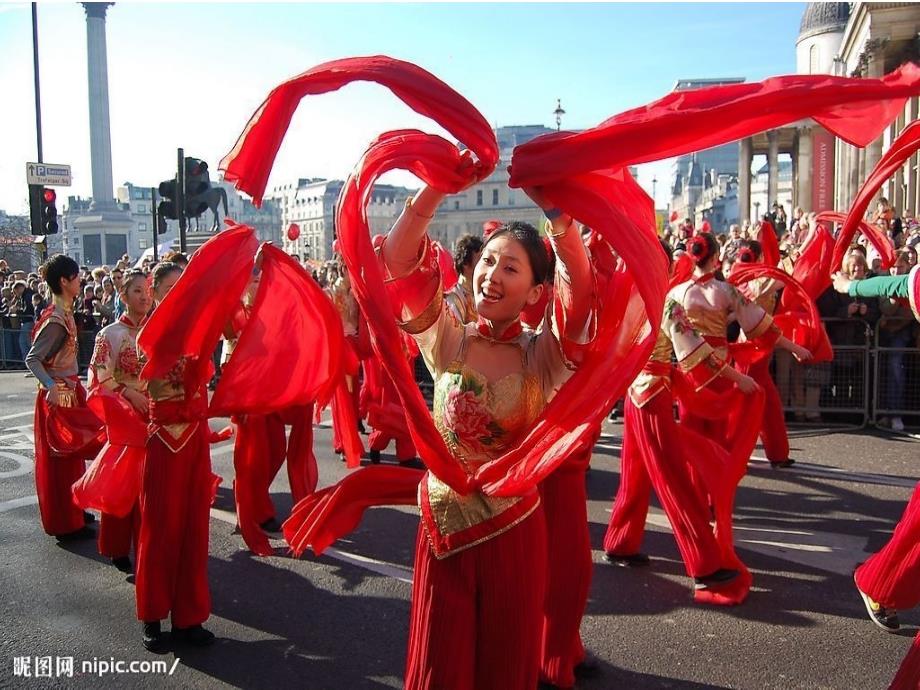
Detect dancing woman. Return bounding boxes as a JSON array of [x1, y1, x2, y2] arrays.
[[605, 242, 762, 604], [26, 254, 105, 540], [135, 262, 215, 652], [375, 182, 594, 689], [83, 269, 151, 571], [673, 232, 812, 445]]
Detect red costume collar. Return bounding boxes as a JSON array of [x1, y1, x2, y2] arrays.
[[476, 317, 523, 342], [119, 314, 144, 329]]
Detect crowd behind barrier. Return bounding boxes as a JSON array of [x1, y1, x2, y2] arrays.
[[3, 201, 919, 432]]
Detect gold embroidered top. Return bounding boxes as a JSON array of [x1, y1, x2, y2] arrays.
[[407, 293, 574, 559], [629, 296, 726, 407], [27, 295, 79, 382], [672, 276, 779, 360], [88, 315, 146, 396]]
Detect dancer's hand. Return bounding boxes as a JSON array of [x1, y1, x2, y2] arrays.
[[790, 343, 812, 363], [123, 388, 148, 415], [832, 272, 852, 294], [736, 374, 760, 394], [46, 385, 62, 406]]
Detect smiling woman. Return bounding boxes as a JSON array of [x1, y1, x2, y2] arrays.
[[377, 181, 594, 689]]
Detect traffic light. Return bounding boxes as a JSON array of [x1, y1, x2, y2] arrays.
[[28, 185, 58, 234], [157, 178, 179, 221], [184, 157, 210, 218]]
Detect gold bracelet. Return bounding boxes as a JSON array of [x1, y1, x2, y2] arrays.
[[545, 218, 570, 239], [406, 196, 435, 220]]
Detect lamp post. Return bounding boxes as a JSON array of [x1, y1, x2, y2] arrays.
[[652, 175, 658, 203], [553, 98, 565, 131]]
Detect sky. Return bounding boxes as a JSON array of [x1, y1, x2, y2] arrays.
[[0, 1, 805, 215]]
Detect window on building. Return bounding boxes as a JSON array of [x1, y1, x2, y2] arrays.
[[476, 190, 483, 206], [454, 200, 460, 211], [809, 45, 819, 74], [139, 238, 149, 249], [137, 204, 146, 213], [508, 193, 515, 205], [492, 189, 499, 205]]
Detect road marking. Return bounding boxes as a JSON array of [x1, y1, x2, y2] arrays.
[[0, 411, 32, 421], [0, 451, 33, 478], [208, 507, 414, 584], [0, 495, 38, 513]]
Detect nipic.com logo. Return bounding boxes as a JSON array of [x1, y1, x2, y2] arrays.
[[12, 655, 181, 678]]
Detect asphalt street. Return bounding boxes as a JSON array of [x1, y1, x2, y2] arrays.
[[1, 370, 919, 689]]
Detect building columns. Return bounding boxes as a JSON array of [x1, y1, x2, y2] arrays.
[[796, 127, 812, 212], [738, 137, 753, 223], [767, 130, 779, 210]]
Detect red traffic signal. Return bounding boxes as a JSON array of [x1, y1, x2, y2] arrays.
[[42, 188, 56, 204], [28, 185, 59, 235]]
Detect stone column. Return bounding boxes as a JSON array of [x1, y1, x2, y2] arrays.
[[767, 130, 779, 208], [82, 2, 116, 211], [864, 39, 888, 175], [738, 137, 753, 223], [796, 127, 812, 212]]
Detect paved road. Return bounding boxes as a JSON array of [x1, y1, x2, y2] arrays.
[[1, 370, 918, 688]]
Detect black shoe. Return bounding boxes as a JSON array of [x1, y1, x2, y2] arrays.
[[369, 449, 382, 464], [603, 552, 650, 567], [694, 568, 740, 590], [574, 651, 601, 679], [260, 517, 282, 534], [142, 621, 167, 653], [112, 556, 133, 573], [856, 575, 900, 632], [770, 458, 795, 468], [83, 511, 96, 524], [398, 458, 425, 470], [56, 526, 95, 542], [172, 624, 215, 647]]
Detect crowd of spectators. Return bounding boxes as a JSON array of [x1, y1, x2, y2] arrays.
[[664, 199, 920, 430]]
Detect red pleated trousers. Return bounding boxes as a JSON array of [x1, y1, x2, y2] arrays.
[[232, 413, 287, 555], [404, 508, 547, 690], [856, 482, 920, 690], [135, 424, 211, 627], [739, 356, 789, 462], [33, 390, 89, 536], [98, 504, 140, 559], [604, 394, 723, 578], [539, 453, 592, 688], [332, 375, 362, 452], [855, 481, 920, 611]]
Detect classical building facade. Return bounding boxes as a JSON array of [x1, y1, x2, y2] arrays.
[[272, 179, 414, 261]]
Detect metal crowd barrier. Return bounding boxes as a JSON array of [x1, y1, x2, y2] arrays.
[[0, 326, 100, 373], [873, 318, 920, 429], [774, 317, 873, 430]]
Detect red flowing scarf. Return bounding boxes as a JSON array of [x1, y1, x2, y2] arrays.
[[209, 243, 346, 415], [138, 225, 258, 383], [832, 120, 920, 271], [508, 64, 920, 186], [728, 263, 832, 365], [220, 56, 665, 499]]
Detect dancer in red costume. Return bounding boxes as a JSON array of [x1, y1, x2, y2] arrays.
[[381, 183, 595, 690], [80, 269, 150, 571], [366, 332, 420, 467], [831, 266, 920, 690], [674, 233, 812, 447], [325, 264, 366, 464], [727, 240, 795, 467], [135, 262, 215, 652], [26, 254, 105, 540], [605, 240, 763, 604], [224, 263, 319, 554]]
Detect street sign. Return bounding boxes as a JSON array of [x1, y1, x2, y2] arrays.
[[26, 162, 71, 186]]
